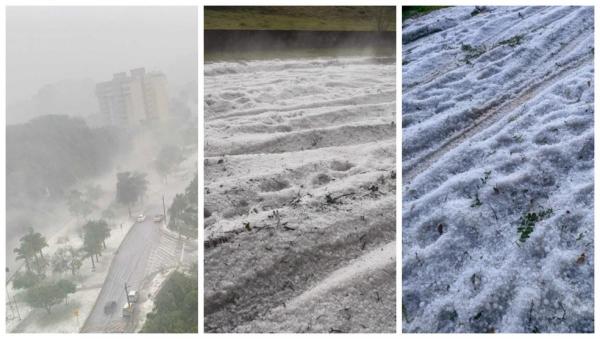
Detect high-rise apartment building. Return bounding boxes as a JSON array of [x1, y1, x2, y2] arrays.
[[95, 68, 169, 126]]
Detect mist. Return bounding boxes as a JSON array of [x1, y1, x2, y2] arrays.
[[6, 7, 198, 332], [7, 6, 197, 124]]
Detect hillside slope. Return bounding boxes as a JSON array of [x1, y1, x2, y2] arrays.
[[204, 57, 396, 333], [402, 6, 593, 333]]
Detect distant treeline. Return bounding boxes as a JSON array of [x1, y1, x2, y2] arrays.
[[6, 115, 127, 205]]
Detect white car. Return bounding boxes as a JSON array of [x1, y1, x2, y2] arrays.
[[127, 290, 139, 303], [153, 214, 164, 223], [136, 214, 146, 223]]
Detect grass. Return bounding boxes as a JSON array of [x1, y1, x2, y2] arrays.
[[461, 43, 487, 61], [402, 6, 448, 21], [205, 6, 395, 31], [498, 34, 525, 47], [517, 208, 553, 242]]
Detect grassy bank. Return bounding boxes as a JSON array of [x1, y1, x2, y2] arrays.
[[402, 6, 448, 21], [205, 6, 396, 31]]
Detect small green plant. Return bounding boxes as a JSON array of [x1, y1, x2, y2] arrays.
[[471, 192, 482, 208], [480, 170, 492, 185], [498, 34, 524, 47], [517, 208, 553, 242], [461, 43, 486, 61], [513, 134, 524, 143]]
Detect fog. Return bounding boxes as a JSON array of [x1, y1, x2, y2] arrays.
[[7, 6, 197, 123], [6, 7, 198, 332]]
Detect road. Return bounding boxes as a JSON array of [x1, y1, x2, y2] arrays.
[[82, 205, 165, 333]]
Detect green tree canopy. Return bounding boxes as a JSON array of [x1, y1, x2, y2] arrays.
[[116, 171, 148, 216], [141, 271, 198, 333], [51, 246, 82, 276], [24, 281, 74, 314], [82, 219, 110, 268], [12, 270, 43, 290], [15, 228, 48, 274]]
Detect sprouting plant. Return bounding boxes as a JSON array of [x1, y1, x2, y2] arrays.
[[480, 170, 492, 185], [471, 192, 483, 208], [513, 134, 524, 143], [461, 43, 486, 61], [498, 34, 524, 47], [517, 208, 553, 242]]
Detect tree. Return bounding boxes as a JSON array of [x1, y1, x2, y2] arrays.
[[51, 246, 82, 276], [116, 172, 148, 216], [12, 270, 43, 290], [15, 228, 48, 274], [141, 271, 198, 333], [155, 145, 184, 182], [167, 174, 198, 239], [82, 220, 110, 268], [168, 194, 187, 229], [56, 279, 77, 304], [23, 282, 64, 314], [185, 174, 198, 205], [13, 241, 35, 272]]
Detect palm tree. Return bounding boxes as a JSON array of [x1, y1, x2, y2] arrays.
[[28, 229, 48, 260], [116, 172, 149, 217], [13, 242, 35, 272]]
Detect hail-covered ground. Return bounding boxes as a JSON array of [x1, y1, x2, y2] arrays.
[[204, 56, 396, 333], [402, 6, 593, 333]]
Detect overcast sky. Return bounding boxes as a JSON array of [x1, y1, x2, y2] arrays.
[[7, 6, 197, 104]]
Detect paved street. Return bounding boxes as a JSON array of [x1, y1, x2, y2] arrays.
[[82, 205, 164, 333]]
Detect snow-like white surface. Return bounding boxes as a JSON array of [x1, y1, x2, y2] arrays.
[[7, 127, 198, 333], [402, 6, 593, 333], [204, 56, 396, 332]]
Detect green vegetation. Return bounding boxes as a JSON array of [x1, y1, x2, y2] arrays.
[[11, 219, 111, 315], [51, 246, 82, 276], [205, 6, 395, 31], [141, 270, 198, 333], [12, 270, 43, 290], [6, 115, 125, 205], [499, 34, 524, 47], [470, 192, 483, 208], [480, 170, 492, 185], [461, 43, 487, 62], [168, 174, 198, 238], [116, 171, 149, 217], [13, 228, 48, 275], [402, 6, 448, 21], [23, 279, 76, 314], [517, 208, 554, 242], [513, 134, 524, 143], [82, 220, 111, 269]]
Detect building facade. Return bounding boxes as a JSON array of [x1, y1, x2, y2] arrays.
[[95, 68, 168, 126]]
